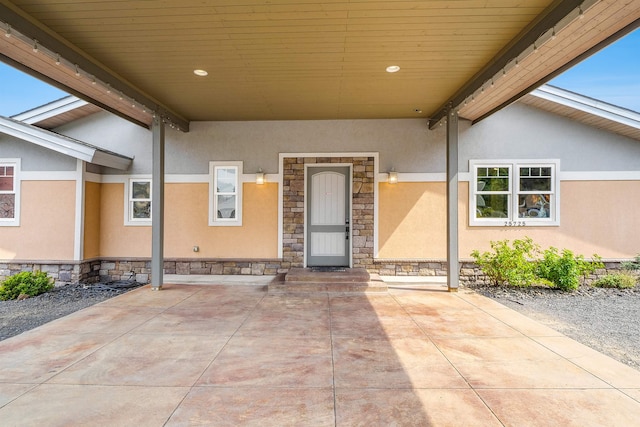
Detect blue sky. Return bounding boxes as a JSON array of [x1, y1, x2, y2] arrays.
[[0, 29, 638, 116]]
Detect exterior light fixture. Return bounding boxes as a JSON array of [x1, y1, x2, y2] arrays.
[[388, 169, 398, 184], [194, 69, 208, 77], [386, 65, 400, 73], [256, 168, 265, 185]]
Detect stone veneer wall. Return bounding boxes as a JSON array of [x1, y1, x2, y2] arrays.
[[281, 156, 375, 270], [1, 259, 632, 286], [0, 262, 88, 286]]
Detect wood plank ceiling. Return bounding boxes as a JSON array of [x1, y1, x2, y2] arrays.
[[1, 0, 639, 126]]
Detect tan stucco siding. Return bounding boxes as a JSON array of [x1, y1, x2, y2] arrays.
[[165, 182, 278, 258], [0, 181, 75, 260], [83, 181, 101, 259], [99, 183, 150, 257], [378, 182, 447, 259], [378, 181, 640, 260], [460, 181, 640, 259], [97, 182, 278, 258]]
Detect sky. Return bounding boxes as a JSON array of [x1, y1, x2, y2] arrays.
[[0, 29, 638, 116]]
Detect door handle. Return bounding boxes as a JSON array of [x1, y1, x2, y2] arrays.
[[345, 226, 349, 239]]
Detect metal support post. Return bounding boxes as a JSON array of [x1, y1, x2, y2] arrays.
[[151, 115, 165, 290], [446, 107, 460, 292]]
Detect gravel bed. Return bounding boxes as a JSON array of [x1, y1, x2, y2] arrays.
[[465, 283, 640, 370], [0, 281, 142, 341]]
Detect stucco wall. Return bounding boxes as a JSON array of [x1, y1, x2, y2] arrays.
[[0, 181, 75, 260], [83, 181, 101, 259], [378, 180, 640, 260], [97, 182, 278, 259], [459, 181, 640, 259], [0, 136, 77, 171], [378, 182, 447, 259], [164, 182, 278, 258], [460, 103, 640, 172], [99, 183, 151, 257]]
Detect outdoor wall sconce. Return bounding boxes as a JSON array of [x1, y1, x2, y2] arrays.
[[388, 169, 398, 184], [256, 168, 265, 185]]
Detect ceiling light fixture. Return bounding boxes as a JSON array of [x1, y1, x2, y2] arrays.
[[4, 25, 10, 38], [193, 69, 208, 77], [386, 65, 400, 73]]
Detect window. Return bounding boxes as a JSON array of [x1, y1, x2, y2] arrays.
[[0, 160, 19, 226], [125, 178, 151, 225], [209, 161, 243, 226], [471, 160, 558, 226]]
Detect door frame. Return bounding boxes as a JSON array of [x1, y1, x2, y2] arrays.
[[304, 163, 353, 268]]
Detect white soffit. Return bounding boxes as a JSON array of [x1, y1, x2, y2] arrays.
[[531, 85, 640, 129], [11, 95, 88, 124], [0, 115, 132, 170]]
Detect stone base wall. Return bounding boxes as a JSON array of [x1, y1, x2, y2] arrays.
[[163, 260, 284, 276], [0, 262, 82, 286], [371, 260, 448, 276], [1, 259, 633, 286]]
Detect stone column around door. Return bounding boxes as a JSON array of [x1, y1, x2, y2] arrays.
[[281, 156, 375, 271]]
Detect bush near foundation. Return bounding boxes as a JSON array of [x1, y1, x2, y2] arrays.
[[0, 271, 54, 300], [536, 247, 602, 291], [593, 273, 637, 289], [471, 237, 602, 291], [622, 254, 640, 271], [470, 237, 540, 287]]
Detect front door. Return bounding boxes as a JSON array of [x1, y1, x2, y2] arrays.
[[306, 166, 350, 267]]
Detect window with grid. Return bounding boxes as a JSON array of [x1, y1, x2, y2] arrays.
[[210, 161, 243, 226], [471, 160, 558, 226], [129, 179, 151, 222], [0, 163, 16, 222]]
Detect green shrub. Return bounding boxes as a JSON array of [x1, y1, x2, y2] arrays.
[[0, 271, 54, 301], [470, 237, 540, 287], [593, 273, 637, 289], [536, 247, 602, 291], [621, 254, 640, 271]]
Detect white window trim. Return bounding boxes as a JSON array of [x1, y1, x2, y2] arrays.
[[124, 176, 152, 226], [0, 158, 20, 227], [469, 159, 560, 227], [209, 161, 243, 226]]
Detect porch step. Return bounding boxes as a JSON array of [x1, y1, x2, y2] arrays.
[[269, 268, 388, 293]]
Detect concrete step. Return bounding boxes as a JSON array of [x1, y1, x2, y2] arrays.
[[269, 269, 388, 293], [284, 267, 371, 283]]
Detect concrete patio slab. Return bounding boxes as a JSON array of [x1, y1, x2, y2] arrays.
[[1, 280, 639, 426]]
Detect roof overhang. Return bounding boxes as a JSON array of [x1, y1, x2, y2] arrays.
[[0, 1, 188, 131], [0, 0, 638, 130], [450, 1, 640, 127], [0, 115, 132, 170], [522, 85, 640, 141]]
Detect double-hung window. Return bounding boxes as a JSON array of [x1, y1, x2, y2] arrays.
[[126, 178, 151, 225], [209, 161, 243, 226], [0, 160, 19, 226], [471, 160, 558, 226]]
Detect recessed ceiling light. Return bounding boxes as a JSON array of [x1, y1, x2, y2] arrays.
[[414, 108, 422, 114], [193, 69, 208, 77], [386, 65, 400, 73]]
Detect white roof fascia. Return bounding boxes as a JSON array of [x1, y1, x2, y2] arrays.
[[10, 96, 89, 125], [532, 85, 640, 130], [0, 115, 132, 170]]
